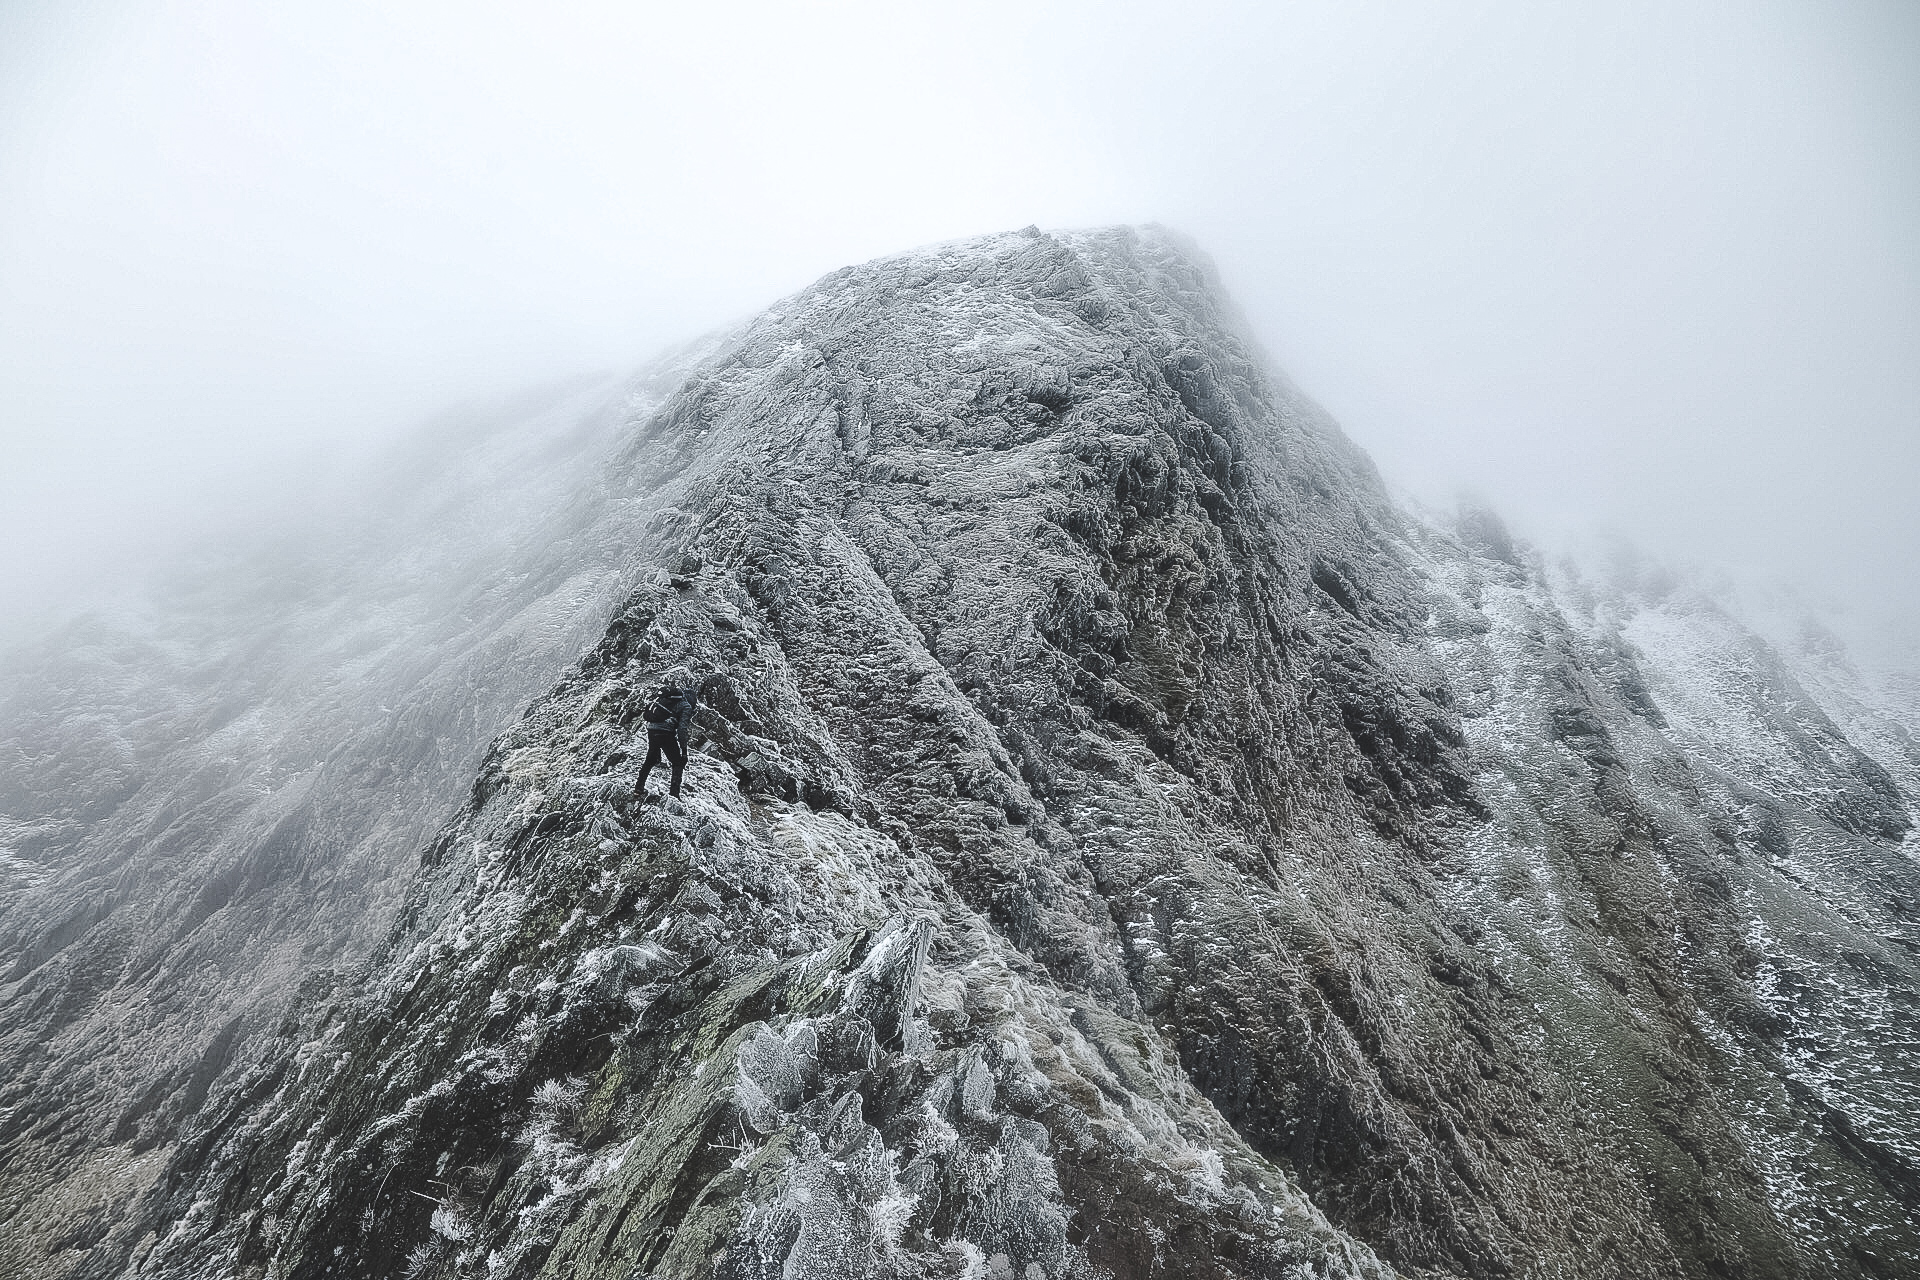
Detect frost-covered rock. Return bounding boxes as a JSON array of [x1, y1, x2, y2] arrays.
[[2, 226, 1916, 1280]]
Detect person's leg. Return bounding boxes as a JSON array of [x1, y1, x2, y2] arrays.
[[667, 736, 687, 796], [635, 735, 665, 793]]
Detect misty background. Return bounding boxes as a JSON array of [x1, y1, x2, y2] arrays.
[[3, 0, 1917, 652]]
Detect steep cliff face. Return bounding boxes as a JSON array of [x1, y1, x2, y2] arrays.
[[3, 227, 1915, 1280]]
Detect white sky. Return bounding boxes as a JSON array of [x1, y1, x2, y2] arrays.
[[3, 0, 1917, 643]]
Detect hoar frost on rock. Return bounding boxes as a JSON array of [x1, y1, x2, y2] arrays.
[[2, 226, 1916, 1280]]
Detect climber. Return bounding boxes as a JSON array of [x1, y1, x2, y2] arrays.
[[634, 675, 699, 798]]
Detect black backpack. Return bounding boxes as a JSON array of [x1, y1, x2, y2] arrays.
[[643, 690, 676, 729]]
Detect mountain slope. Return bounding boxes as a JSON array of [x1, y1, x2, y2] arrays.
[[4, 226, 1916, 1280], [0, 366, 705, 1277]]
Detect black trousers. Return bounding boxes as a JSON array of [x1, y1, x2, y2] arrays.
[[636, 730, 686, 796]]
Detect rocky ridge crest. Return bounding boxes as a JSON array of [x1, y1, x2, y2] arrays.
[[3, 226, 1916, 1279]]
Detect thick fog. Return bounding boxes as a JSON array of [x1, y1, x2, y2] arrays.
[[4, 0, 1916, 649]]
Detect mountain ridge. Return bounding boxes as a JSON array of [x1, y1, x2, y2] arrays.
[[3, 224, 1916, 1280]]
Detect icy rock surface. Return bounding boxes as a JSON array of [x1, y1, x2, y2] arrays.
[[3, 226, 1917, 1279], [0, 368, 703, 1278]]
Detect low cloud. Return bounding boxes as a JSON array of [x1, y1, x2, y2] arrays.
[[3, 0, 1915, 645]]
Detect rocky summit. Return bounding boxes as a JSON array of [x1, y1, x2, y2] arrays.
[[3, 226, 1917, 1280]]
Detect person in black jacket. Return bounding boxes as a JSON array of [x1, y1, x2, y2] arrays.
[[634, 678, 699, 798]]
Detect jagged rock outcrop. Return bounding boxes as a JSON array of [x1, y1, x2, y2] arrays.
[[3, 226, 1916, 1280]]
